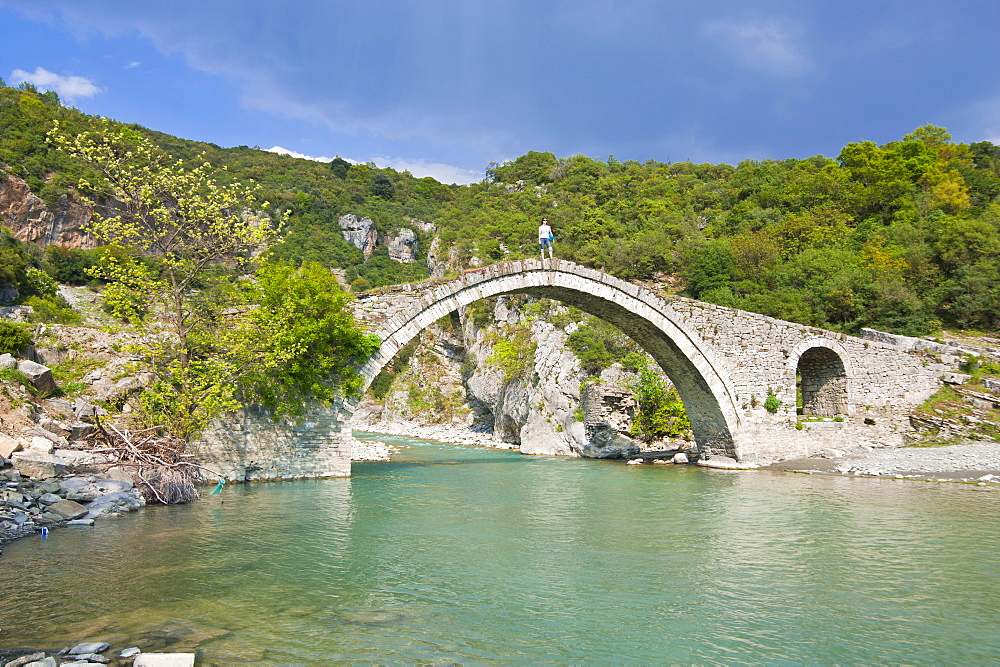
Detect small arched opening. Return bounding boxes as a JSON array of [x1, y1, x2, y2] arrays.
[[796, 346, 849, 417]]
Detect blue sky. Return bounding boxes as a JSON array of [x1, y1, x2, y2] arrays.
[[2, 1, 999, 184]]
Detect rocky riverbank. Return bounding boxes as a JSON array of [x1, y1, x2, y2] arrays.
[[352, 418, 518, 451], [765, 440, 1000, 483], [1, 642, 194, 667]]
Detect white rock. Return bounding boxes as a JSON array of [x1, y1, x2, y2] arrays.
[[11, 449, 66, 479], [0, 432, 23, 458], [29, 436, 54, 453], [697, 455, 739, 469]]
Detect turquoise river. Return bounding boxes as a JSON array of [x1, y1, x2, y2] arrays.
[[2, 434, 1000, 663]]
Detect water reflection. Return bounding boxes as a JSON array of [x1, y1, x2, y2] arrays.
[[2, 440, 999, 663]]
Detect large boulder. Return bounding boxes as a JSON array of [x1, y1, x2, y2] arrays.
[[11, 449, 66, 478], [579, 423, 641, 458], [47, 498, 89, 520], [17, 359, 57, 395], [382, 228, 418, 263], [85, 489, 145, 518], [54, 448, 112, 473]]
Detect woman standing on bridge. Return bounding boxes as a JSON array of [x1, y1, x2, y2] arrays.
[[538, 218, 554, 260]]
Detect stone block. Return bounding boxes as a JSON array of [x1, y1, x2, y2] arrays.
[[29, 436, 55, 453], [17, 359, 57, 395], [11, 449, 66, 479], [0, 432, 23, 458], [85, 490, 145, 518], [68, 421, 97, 440], [54, 448, 111, 473], [0, 352, 17, 369], [940, 371, 971, 385], [68, 642, 110, 656], [47, 498, 88, 520]]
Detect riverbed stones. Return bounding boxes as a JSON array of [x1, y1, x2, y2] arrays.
[[67, 643, 110, 656], [67, 654, 110, 664], [46, 498, 88, 520], [119, 648, 141, 660], [84, 490, 145, 518], [22, 658, 56, 667], [66, 518, 95, 526], [37, 492, 61, 505]]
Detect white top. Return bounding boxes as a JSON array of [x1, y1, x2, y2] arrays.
[[538, 223, 552, 241]]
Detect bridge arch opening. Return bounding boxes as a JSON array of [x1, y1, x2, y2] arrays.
[[796, 346, 849, 417], [358, 261, 743, 457]]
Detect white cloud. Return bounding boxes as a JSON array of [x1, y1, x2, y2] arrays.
[[10, 66, 102, 100], [704, 19, 811, 76], [126, 61, 142, 69], [266, 145, 338, 163], [371, 157, 484, 185]]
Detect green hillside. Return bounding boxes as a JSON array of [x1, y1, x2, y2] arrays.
[[2, 81, 999, 336], [434, 137, 1000, 335]]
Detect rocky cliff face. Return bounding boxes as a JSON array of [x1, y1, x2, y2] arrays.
[[338, 213, 422, 262], [338, 214, 378, 259], [381, 228, 418, 262], [0, 174, 97, 249]]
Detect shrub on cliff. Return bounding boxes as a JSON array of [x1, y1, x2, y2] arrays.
[[0, 321, 32, 355]]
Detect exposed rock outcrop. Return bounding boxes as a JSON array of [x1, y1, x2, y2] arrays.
[[381, 227, 418, 262], [338, 214, 378, 258], [338, 213, 422, 263], [0, 174, 98, 249]]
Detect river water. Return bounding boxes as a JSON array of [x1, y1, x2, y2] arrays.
[[3, 434, 1000, 663]]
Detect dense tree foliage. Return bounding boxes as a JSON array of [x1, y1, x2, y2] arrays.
[[435, 127, 1000, 335], [2, 80, 999, 337]]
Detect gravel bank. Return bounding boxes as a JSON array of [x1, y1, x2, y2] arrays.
[[768, 441, 1000, 482]]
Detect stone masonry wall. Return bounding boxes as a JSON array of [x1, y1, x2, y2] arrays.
[[666, 296, 942, 420], [192, 402, 351, 481]]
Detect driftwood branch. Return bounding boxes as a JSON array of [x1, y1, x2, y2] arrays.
[[88, 414, 220, 504]]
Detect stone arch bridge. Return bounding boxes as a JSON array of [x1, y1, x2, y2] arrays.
[[196, 259, 944, 480], [352, 259, 942, 462]]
